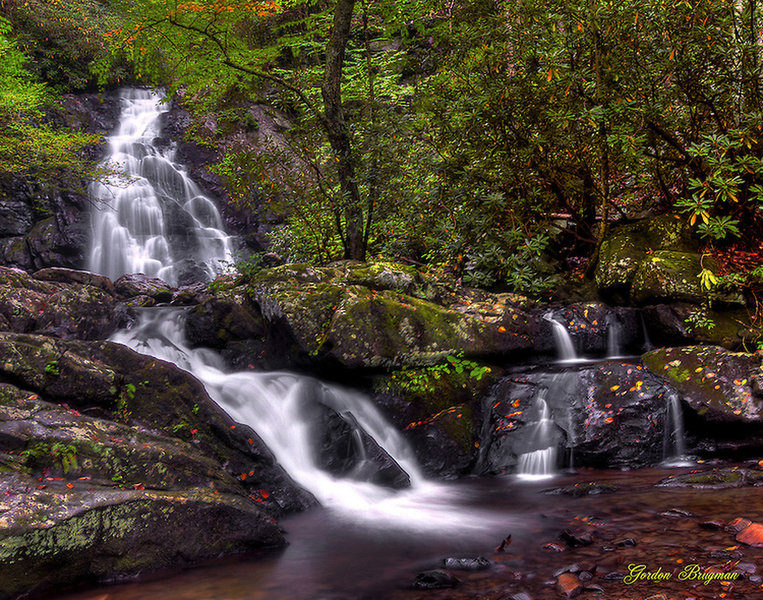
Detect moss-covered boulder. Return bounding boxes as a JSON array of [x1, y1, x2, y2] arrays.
[[595, 216, 697, 300], [0, 266, 127, 340], [0, 372, 291, 599], [643, 303, 754, 350], [631, 251, 711, 305], [196, 261, 544, 370], [642, 346, 763, 424]]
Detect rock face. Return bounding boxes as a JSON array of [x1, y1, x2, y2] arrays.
[[0, 93, 121, 274], [477, 361, 674, 473], [0, 331, 314, 598], [643, 346, 763, 455]]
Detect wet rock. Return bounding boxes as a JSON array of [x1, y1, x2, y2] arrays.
[[643, 345, 762, 423], [616, 538, 636, 547], [657, 469, 757, 489], [312, 401, 410, 490], [0, 332, 314, 515], [543, 542, 566, 552], [546, 303, 643, 356], [659, 507, 693, 517], [33, 267, 116, 295], [560, 529, 594, 548], [412, 569, 460, 590], [26, 215, 87, 270], [556, 572, 582, 598], [735, 521, 763, 547], [0, 236, 33, 271], [185, 288, 265, 351], [0, 199, 34, 236], [509, 593, 533, 600], [478, 361, 670, 474], [544, 482, 618, 496], [115, 274, 175, 302], [727, 517, 753, 533], [553, 564, 581, 577], [442, 556, 492, 570], [0, 266, 126, 340], [700, 520, 725, 530]]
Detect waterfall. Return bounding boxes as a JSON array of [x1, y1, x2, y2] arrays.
[[662, 391, 692, 466], [111, 308, 500, 532], [543, 312, 577, 361], [606, 315, 623, 358], [516, 390, 558, 479], [88, 88, 234, 286]]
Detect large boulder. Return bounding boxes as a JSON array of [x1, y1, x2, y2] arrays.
[[476, 361, 674, 473], [190, 262, 548, 370], [372, 360, 498, 477], [0, 325, 319, 598], [631, 251, 710, 305], [595, 215, 697, 302], [643, 346, 763, 456], [0, 266, 127, 340]]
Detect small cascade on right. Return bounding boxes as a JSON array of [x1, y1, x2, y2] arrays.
[[606, 314, 623, 358], [516, 389, 558, 480], [662, 390, 693, 466], [544, 312, 577, 361]]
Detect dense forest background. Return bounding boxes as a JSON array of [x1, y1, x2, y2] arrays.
[[2, 0, 763, 312]]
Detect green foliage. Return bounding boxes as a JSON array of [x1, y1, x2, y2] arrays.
[[44, 360, 60, 376], [0, 16, 99, 191], [21, 442, 78, 474], [685, 309, 716, 333], [389, 353, 491, 395], [2, 0, 125, 91]]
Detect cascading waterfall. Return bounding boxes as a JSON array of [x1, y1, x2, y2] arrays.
[[543, 312, 577, 361], [111, 308, 500, 532], [88, 88, 234, 286], [662, 390, 692, 466], [516, 389, 558, 479]]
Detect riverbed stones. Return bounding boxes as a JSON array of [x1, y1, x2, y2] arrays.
[[412, 569, 460, 589]]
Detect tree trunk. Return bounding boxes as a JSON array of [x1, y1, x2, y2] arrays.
[[322, 0, 365, 260]]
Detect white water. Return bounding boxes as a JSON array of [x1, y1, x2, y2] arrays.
[[662, 390, 692, 467], [516, 392, 557, 480], [88, 89, 234, 286], [543, 312, 577, 361], [606, 316, 623, 358], [111, 309, 501, 532]]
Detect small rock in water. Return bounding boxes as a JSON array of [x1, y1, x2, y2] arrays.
[[556, 572, 582, 598], [602, 571, 625, 581], [543, 542, 566, 552], [442, 556, 492, 571], [727, 517, 753, 533], [560, 529, 593, 547], [699, 520, 725, 530], [660, 507, 693, 518], [616, 537, 637, 547], [510, 593, 533, 600], [495, 533, 512, 552], [553, 564, 581, 577], [735, 521, 763, 547], [412, 569, 460, 590]]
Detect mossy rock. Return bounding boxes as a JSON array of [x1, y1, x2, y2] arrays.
[[642, 345, 763, 423], [595, 215, 696, 296], [656, 468, 761, 488], [631, 250, 710, 304], [0, 479, 283, 600], [644, 303, 753, 350], [325, 290, 534, 368], [0, 266, 124, 340]]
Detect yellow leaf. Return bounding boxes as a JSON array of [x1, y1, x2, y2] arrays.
[[690, 213, 697, 226]]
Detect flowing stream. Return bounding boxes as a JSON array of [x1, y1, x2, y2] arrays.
[[88, 89, 234, 286], [111, 309, 501, 533]]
